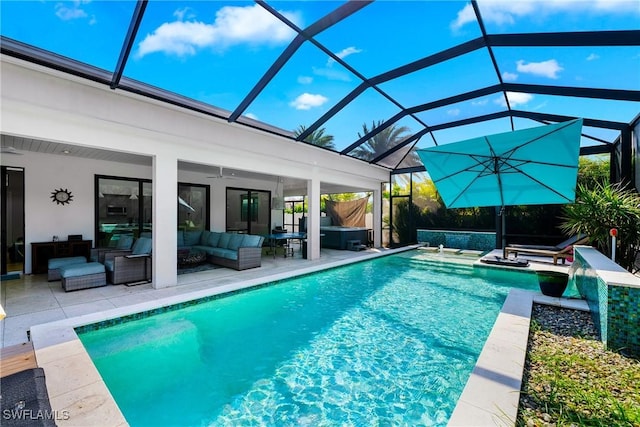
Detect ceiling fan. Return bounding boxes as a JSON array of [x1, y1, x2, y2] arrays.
[[207, 166, 236, 179], [1, 146, 23, 155]]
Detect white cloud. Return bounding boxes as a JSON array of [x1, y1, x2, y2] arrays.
[[472, 99, 489, 106], [336, 46, 362, 59], [297, 76, 313, 84], [450, 3, 476, 31], [495, 92, 533, 107], [516, 59, 563, 79], [447, 108, 461, 116], [312, 66, 352, 82], [244, 112, 258, 120], [289, 93, 328, 110], [451, 0, 639, 30], [55, 0, 91, 21], [136, 4, 300, 58], [586, 53, 600, 61], [502, 71, 518, 81]]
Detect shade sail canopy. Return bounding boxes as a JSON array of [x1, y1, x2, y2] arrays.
[[417, 119, 583, 209]]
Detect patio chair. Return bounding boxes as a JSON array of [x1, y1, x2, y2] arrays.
[[90, 233, 134, 264], [103, 237, 152, 285], [504, 234, 589, 265]]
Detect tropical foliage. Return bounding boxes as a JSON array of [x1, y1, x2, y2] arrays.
[[560, 182, 640, 272], [351, 120, 417, 165], [294, 125, 335, 150]]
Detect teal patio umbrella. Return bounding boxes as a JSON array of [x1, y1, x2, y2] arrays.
[[417, 119, 583, 252]]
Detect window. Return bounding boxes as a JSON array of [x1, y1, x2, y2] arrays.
[[95, 176, 152, 248], [226, 188, 270, 236], [178, 183, 210, 231]]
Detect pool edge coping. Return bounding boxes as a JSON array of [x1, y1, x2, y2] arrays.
[[448, 291, 589, 426]]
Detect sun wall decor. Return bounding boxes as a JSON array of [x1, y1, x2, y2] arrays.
[[50, 188, 73, 205]]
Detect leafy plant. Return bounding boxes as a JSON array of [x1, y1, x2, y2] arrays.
[[294, 125, 335, 150], [560, 182, 640, 272], [352, 120, 415, 163]]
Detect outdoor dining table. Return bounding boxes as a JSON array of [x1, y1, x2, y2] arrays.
[[267, 232, 307, 258]]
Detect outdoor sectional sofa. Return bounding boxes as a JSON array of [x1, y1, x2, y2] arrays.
[[178, 230, 264, 270]]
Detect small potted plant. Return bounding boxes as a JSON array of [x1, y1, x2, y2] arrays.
[[536, 270, 569, 297]]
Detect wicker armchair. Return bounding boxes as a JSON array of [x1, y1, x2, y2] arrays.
[[91, 234, 134, 264], [103, 237, 152, 285]]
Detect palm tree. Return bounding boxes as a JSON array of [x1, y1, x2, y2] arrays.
[[294, 125, 335, 150], [351, 120, 418, 165]]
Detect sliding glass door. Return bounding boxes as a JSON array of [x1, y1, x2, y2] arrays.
[[226, 188, 270, 236], [1, 166, 25, 274], [95, 176, 152, 248]]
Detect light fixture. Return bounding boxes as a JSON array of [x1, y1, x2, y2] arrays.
[[272, 176, 284, 210]]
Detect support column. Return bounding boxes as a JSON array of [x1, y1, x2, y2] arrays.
[[372, 188, 382, 247], [152, 151, 178, 288], [306, 170, 321, 260]]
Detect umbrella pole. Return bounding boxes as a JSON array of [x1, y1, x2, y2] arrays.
[[502, 209, 506, 258]]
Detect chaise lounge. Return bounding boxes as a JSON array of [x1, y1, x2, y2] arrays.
[[504, 234, 589, 265]]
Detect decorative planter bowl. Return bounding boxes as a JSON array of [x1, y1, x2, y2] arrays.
[[536, 270, 569, 297]]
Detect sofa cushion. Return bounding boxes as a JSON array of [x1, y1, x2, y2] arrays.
[[183, 231, 202, 246], [59, 262, 105, 278], [132, 237, 152, 255], [227, 234, 245, 251], [243, 235, 262, 248], [48, 256, 87, 269], [211, 248, 238, 260], [208, 232, 221, 247], [177, 231, 185, 247], [190, 245, 216, 255], [200, 230, 211, 245], [116, 234, 134, 250], [218, 233, 231, 249]]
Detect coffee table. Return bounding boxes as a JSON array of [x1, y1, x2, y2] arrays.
[[177, 249, 207, 268]]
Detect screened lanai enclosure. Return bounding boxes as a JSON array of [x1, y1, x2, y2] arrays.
[[1, 0, 639, 248]]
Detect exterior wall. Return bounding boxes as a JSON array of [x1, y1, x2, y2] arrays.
[[417, 229, 496, 251], [572, 246, 640, 357]]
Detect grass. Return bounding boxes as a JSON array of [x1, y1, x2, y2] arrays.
[[517, 308, 640, 427]]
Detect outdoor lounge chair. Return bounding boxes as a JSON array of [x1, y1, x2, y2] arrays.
[[504, 234, 589, 265], [103, 237, 152, 285]]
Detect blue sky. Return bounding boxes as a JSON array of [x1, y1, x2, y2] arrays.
[[1, 0, 639, 163]]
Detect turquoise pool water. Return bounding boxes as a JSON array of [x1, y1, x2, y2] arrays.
[[78, 251, 539, 426]]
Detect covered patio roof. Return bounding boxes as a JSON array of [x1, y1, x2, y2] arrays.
[[1, 0, 638, 182]]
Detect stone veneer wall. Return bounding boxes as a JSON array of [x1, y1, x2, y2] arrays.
[[416, 229, 495, 251], [571, 246, 640, 357]]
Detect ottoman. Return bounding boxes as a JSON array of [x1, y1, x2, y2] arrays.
[[59, 262, 106, 292], [47, 256, 87, 281]]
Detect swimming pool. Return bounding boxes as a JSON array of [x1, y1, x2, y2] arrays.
[[78, 251, 539, 426]]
